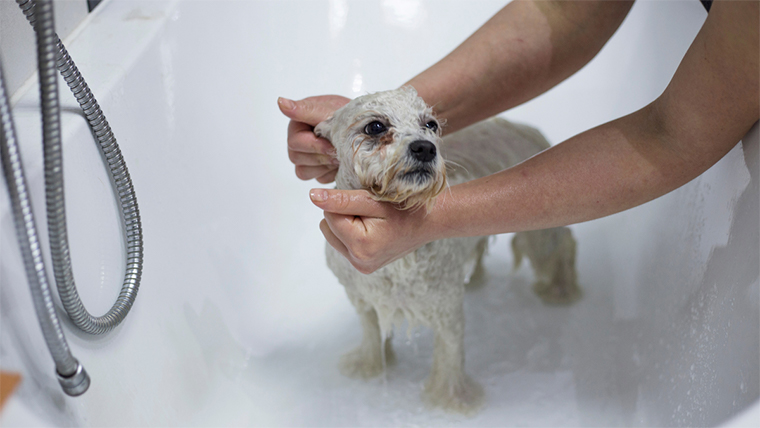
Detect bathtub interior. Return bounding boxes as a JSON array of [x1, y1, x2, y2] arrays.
[[0, 0, 758, 426]]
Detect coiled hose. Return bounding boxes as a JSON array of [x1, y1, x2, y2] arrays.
[[0, 0, 89, 396], [16, 0, 144, 335]]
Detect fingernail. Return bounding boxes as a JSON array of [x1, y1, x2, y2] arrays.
[[278, 97, 295, 110], [331, 157, 341, 166], [310, 189, 328, 202]]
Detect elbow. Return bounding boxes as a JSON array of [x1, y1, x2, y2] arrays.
[[636, 99, 741, 187]]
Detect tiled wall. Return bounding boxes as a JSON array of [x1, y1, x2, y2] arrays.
[[0, 0, 93, 98]]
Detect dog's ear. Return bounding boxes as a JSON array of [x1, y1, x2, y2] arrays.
[[314, 117, 333, 142]]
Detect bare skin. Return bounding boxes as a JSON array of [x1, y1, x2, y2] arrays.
[[278, 0, 759, 275]]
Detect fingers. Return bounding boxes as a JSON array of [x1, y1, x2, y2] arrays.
[[309, 188, 387, 217], [288, 148, 338, 167], [278, 95, 349, 126], [281, 96, 347, 184], [288, 121, 337, 182], [316, 169, 338, 184], [319, 218, 350, 260], [287, 120, 335, 156], [295, 165, 337, 181], [286, 115, 337, 182], [321, 214, 378, 275]]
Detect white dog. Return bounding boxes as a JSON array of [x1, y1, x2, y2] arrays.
[[315, 86, 580, 413]]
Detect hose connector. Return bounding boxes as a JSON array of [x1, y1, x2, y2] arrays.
[[56, 361, 90, 396]]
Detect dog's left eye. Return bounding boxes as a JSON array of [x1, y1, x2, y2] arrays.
[[425, 121, 439, 132], [364, 121, 387, 136]]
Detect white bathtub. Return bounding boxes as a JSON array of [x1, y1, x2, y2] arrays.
[[1, 0, 757, 426]]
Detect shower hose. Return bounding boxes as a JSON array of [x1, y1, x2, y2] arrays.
[[0, 0, 144, 395]]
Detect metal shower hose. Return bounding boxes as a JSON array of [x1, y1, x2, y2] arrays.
[[0, 0, 144, 394], [16, 0, 144, 334]]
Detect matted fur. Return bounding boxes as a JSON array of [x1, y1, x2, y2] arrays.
[[315, 87, 580, 414]]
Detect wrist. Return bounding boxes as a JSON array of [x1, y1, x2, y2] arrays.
[[403, 78, 441, 114], [424, 171, 524, 241], [402, 77, 462, 134], [423, 184, 469, 242]]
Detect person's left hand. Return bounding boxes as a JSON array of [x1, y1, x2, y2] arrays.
[[310, 188, 435, 274]]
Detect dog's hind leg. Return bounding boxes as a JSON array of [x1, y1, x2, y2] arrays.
[[339, 308, 395, 379], [464, 237, 489, 288], [513, 227, 582, 305], [422, 301, 484, 414]]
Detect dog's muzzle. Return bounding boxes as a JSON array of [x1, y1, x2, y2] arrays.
[[409, 140, 437, 163], [401, 140, 439, 185]]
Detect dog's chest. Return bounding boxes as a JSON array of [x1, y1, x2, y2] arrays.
[[326, 236, 479, 329]]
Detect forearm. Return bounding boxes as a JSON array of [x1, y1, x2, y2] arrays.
[[309, 0, 758, 275], [405, 0, 633, 134], [424, 0, 759, 241], [426, 105, 733, 240]]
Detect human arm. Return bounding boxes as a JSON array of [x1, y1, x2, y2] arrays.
[[313, 0, 759, 274], [279, 0, 633, 180], [406, 0, 634, 133]]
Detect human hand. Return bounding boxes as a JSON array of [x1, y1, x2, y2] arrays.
[[278, 95, 350, 183], [310, 188, 437, 274]]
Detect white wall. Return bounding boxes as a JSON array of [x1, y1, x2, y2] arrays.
[[0, 0, 88, 98]]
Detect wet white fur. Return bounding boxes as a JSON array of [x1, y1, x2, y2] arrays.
[[315, 87, 580, 414], [317, 87, 446, 209]]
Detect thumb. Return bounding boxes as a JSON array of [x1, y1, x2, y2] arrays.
[[277, 95, 349, 126]]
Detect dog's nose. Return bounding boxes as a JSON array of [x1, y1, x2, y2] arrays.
[[409, 140, 437, 163]]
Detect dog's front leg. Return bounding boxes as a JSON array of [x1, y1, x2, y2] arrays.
[[339, 308, 395, 379], [423, 303, 484, 414]]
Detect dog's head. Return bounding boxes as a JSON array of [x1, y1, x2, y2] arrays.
[[315, 86, 446, 211]]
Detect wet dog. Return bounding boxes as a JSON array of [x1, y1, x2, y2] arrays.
[[315, 86, 580, 413]]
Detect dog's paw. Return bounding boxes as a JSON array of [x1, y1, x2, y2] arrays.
[[422, 373, 484, 415], [338, 344, 396, 380], [533, 279, 582, 305]]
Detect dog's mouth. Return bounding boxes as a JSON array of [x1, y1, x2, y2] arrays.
[[399, 168, 433, 183], [364, 162, 446, 212]]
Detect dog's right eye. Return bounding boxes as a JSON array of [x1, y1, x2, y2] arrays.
[[364, 121, 387, 136]]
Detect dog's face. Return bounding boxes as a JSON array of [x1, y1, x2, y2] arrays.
[[315, 86, 446, 211]]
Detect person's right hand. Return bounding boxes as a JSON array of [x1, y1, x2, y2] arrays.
[[278, 95, 350, 184]]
